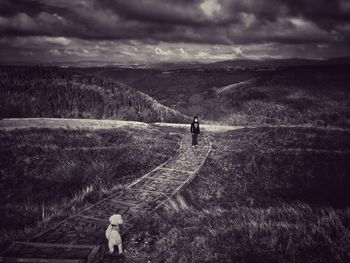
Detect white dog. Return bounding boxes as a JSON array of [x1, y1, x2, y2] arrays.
[[105, 214, 123, 255]]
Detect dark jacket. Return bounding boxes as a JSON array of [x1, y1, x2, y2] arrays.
[[191, 121, 200, 134]]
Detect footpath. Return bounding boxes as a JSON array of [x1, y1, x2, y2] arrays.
[[0, 133, 212, 262]]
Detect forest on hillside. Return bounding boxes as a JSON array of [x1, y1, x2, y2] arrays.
[[0, 66, 190, 123]]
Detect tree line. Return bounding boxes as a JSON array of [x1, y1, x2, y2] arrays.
[[0, 66, 190, 123]]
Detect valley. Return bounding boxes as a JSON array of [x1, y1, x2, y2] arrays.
[[0, 60, 349, 262], [95, 62, 350, 128]]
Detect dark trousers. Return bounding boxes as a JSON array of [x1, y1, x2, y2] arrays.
[[192, 133, 198, 145]]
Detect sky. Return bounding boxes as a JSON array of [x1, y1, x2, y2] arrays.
[[0, 0, 350, 65]]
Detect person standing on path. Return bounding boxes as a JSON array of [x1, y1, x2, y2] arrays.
[[191, 116, 200, 146]]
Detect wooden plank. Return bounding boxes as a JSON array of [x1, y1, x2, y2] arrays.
[[77, 215, 107, 224], [146, 176, 185, 182], [0, 257, 84, 263], [151, 141, 212, 212], [86, 246, 101, 263], [107, 199, 141, 207], [158, 167, 195, 173], [12, 241, 98, 250]]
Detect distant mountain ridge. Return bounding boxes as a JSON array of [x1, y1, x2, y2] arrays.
[[0, 66, 190, 123], [1, 56, 350, 69], [154, 56, 350, 70]]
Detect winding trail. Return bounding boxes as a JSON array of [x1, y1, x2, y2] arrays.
[[2, 118, 347, 262], [0, 133, 212, 263]]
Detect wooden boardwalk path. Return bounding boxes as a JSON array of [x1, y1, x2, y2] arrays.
[[0, 133, 212, 262]]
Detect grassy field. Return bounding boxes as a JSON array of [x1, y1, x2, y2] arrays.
[[0, 126, 181, 246], [122, 127, 350, 263]]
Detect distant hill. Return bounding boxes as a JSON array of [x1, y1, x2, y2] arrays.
[[92, 63, 350, 127], [152, 56, 350, 70], [0, 66, 190, 123], [3, 56, 350, 69], [205, 58, 322, 69]]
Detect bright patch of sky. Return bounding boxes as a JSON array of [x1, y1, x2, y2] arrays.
[[200, 0, 221, 17]]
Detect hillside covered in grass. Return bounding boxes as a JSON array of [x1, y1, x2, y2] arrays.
[[97, 64, 350, 127], [122, 127, 350, 263], [0, 126, 182, 246], [0, 66, 190, 123]]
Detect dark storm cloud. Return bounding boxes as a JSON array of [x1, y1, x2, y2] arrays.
[[99, 0, 207, 26], [0, 0, 342, 41], [285, 0, 350, 23], [0, 0, 350, 62], [0, 0, 44, 17], [0, 0, 346, 42]]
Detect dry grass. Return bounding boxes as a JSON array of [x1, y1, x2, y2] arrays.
[[0, 118, 149, 131], [221, 86, 350, 128], [125, 199, 350, 263], [0, 126, 182, 247], [123, 127, 350, 263]]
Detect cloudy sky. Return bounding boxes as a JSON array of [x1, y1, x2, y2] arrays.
[[1, 0, 350, 64]]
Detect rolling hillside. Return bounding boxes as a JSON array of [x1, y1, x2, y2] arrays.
[[95, 63, 350, 127], [0, 66, 190, 123]]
